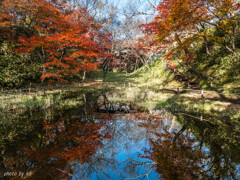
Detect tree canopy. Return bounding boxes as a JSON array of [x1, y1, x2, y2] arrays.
[[0, 0, 111, 84]]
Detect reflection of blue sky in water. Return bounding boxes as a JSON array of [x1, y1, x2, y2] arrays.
[[73, 115, 164, 180], [70, 111, 240, 180], [1, 104, 239, 179], [1, 89, 240, 180], [72, 114, 198, 179]]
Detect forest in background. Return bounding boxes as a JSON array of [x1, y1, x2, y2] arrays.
[[0, 0, 239, 91]]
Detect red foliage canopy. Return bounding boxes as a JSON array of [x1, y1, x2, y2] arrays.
[[0, 0, 110, 83]]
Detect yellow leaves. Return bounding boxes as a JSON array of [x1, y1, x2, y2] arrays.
[[222, 20, 227, 25], [222, 19, 237, 26], [215, 18, 237, 35], [208, 36, 225, 44], [25, 16, 32, 24]]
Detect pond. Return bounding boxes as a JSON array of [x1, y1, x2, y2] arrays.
[[0, 94, 240, 180]]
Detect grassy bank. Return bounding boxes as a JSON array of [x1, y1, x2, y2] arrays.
[[103, 84, 240, 119], [93, 59, 240, 119], [1, 59, 239, 120], [0, 83, 110, 113]]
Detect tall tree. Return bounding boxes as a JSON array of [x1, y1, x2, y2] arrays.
[[0, 0, 109, 83], [141, 0, 240, 62]]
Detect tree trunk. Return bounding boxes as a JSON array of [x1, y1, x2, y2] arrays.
[[103, 70, 107, 82], [119, 51, 122, 72], [231, 25, 236, 51], [82, 71, 86, 82], [134, 58, 138, 72], [200, 23, 211, 55], [137, 55, 151, 76]]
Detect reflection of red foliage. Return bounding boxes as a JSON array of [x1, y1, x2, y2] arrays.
[[104, 133, 112, 139], [93, 113, 115, 121], [141, 128, 205, 179], [42, 120, 104, 163], [1, 116, 108, 179]]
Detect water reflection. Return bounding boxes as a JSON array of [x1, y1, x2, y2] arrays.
[[0, 98, 239, 179], [142, 112, 240, 180]]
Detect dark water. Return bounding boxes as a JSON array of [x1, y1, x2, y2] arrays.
[[0, 95, 240, 180]]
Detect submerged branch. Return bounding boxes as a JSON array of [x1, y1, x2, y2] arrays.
[[125, 165, 156, 180], [56, 168, 80, 180]]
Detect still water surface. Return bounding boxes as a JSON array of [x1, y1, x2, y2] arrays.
[[0, 96, 240, 180]]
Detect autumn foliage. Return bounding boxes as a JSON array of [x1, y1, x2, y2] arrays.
[[141, 0, 240, 66], [0, 0, 110, 83]]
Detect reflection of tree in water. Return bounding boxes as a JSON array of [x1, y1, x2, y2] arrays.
[[74, 113, 154, 179], [178, 113, 240, 179], [1, 99, 240, 180], [74, 112, 198, 180], [0, 108, 47, 179], [1, 112, 105, 180], [142, 128, 205, 179], [141, 113, 240, 179]]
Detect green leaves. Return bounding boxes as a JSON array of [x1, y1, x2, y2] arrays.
[[0, 43, 42, 88], [0, 0, 110, 85]]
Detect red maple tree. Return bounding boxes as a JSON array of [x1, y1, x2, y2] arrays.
[[0, 0, 110, 83]]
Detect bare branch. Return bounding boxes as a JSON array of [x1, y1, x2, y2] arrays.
[[56, 168, 80, 180], [147, 0, 157, 9], [125, 165, 156, 179]]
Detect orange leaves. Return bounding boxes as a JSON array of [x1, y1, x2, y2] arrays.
[[70, 50, 98, 59], [62, 57, 74, 61], [142, 0, 211, 52], [0, 13, 9, 19], [43, 120, 56, 130], [146, 0, 238, 45], [42, 119, 103, 163], [166, 60, 176, 70], [0, 0, 109, 84], [165, 55, 172, 60], [43, 61, 70, 69], [141, 0, 239, 68], [18, 35, 48, 50], [79, 61, 101, 72], [40, 72, 67, 84], [40, 73, 60, 81]]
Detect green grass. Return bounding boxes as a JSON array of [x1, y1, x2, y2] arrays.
[[93, 59, 182, 89], [0, 84, 110, 113], [91, 58, 240, 120], [1, 57, 239, 120]]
